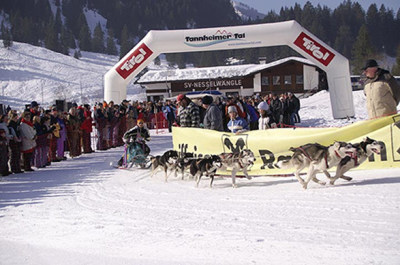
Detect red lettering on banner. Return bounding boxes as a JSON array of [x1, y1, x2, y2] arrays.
[[294, 32, 335, 66], [116, 43, 153, 79]]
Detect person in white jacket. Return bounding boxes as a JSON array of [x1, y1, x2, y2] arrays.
[[19, 111, 37, 171], [257, 101, 271, 130]]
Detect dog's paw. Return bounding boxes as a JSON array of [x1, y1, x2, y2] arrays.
[[341, 175, 352, 181], [246, 176, 252, 180], [302, 183, 308, 189], [232, 184, 238, 188]]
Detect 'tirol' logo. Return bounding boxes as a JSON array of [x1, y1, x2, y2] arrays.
[[294, 32, 335, 66], [116, 43, 153, 79]]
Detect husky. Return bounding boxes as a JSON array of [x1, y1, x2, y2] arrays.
[[150, 150, 179, 182], [219, 149, 256, 188], [275, 141, 355, 189], [189, 155, 223, 188], [329, 137, 382, 185], [174, 152, 195, 180]]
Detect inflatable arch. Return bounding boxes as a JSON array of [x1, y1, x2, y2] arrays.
[[104, 20, 355, 119]]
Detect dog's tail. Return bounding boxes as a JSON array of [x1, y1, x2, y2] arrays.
[[150, 156, 160, 170], [275, 158, 293, 169]]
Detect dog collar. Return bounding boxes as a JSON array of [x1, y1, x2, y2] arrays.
[[334, 150, 343, 159]]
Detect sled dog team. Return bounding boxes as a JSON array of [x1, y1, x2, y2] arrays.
[[150, 137, 382, 189]]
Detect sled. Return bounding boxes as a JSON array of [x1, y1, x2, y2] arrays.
[[116, 141, 152, 169]]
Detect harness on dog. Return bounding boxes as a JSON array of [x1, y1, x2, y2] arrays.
[[298, 147, 313, 161], [326, 150, 344, 168], [349, 152, 359, 166], [220, 153, 245, 169], [299, 147, 342, 168]]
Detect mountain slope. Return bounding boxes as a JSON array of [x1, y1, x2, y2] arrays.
[[0, 42, 148, 109], [231, 1, 265, 21]]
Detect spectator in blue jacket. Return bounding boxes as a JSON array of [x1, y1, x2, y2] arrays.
[[227, 106, 248, 134], [162, 100, 176, 132]]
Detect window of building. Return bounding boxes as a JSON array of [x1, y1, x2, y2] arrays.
[[261, 76, 269, 85], [273, 76, 280, 85], [284, 75, 292, 85], [296, 75, 303, 84]]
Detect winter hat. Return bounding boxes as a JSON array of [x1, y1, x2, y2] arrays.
[[362, 59, 378, 70], [228, 106, 237, 113], [31, 101, 39, 108], [202, 95, 213, 105], [176, 94, 186, 103], [257, 101, 269, 111]]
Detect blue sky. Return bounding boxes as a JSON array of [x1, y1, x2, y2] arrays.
[[238, 0, 400, 14]]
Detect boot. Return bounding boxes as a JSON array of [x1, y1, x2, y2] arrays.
[[23, 153, 34, 171]]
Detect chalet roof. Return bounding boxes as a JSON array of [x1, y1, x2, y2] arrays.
[[136, 57, 317, 84]]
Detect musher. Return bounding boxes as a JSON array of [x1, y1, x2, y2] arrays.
[[117, 119, 151, 166]]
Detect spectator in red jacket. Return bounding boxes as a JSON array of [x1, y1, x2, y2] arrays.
[[81, 104, 94, 153]]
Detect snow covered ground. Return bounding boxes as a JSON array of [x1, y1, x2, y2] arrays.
[[0, 127, 399, 265], [0, 93, 399, 264], [0, 42, 400, 264]]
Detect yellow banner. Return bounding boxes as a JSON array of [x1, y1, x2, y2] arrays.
[[172, 114, 400, 176]]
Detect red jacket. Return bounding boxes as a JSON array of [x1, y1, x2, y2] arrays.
[[80, 110, 93, 133]]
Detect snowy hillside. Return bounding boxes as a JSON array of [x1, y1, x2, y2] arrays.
[[231, 1, 265, 21], [0, 41, 149, 109]]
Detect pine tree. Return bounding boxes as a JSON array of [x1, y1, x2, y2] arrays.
[[391, 44, 400, 75], [78, 24, 92, 51], [105, 28, 117, 55], [55, 7, 62, 34], [44, 16, 60, 52], [366, 4, 382, 53], [334, 25, 353, 59], [61, 27, 76, 50], [119, 25, 131, 59], [92, 23, 105, 53], [351, 25, 374, 74], [1, 22, 13, 48]]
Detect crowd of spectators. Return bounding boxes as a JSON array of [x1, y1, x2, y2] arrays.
[[172, 92, 301, 133], [0, 91, 301, 176], [0, 101, 98, 176], [0, 98, 179, 176]]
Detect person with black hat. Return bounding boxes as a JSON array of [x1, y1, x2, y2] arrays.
[[201, 95, 223, 131], [48, 107, 61, 162], [94, 102, 107, 150], [29, 101, 41, 120], [362, 59, 400, 119]]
